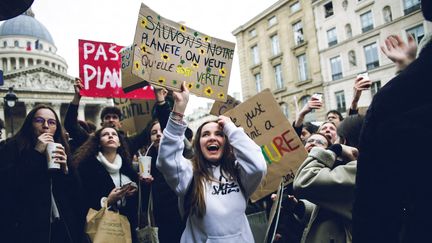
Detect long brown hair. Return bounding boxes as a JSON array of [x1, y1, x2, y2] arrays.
[[188, 120, 238, 218], [10, 104, 71, 159], [72, 126, 131, 169]]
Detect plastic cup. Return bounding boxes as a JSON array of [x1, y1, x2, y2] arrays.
[[46, 142, 62, 170], [139, 156, 152, 177]]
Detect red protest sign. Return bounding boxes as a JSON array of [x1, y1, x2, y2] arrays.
[[78, 39, 155, 99]]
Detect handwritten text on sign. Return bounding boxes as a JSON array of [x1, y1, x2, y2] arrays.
[[225, 89, 308, 202], [132, 3, 235, 101]]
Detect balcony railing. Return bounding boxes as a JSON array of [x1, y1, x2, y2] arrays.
[[362, 24, 374, 33]]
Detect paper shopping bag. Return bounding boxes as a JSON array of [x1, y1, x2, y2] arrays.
[[85, 207, 132, 243]]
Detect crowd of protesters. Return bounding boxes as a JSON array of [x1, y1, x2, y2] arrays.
[[0, 2, 431, 243]]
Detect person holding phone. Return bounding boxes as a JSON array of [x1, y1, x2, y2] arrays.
[[0, 104, 84, 243], [73, 126, 139, 242]]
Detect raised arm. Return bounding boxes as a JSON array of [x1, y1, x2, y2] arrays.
[[64, 78, 89, 146], [218, 115, 267, 198], [156, 82, 193, 196], [380, 34, 417, 73]]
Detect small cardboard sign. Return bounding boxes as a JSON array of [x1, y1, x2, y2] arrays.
[[113, 98, 156, 136], [224, 89, 308, 202], [131, 3, 235, 101], [210, 95, 241, 116], [120, 45, 150, 93], [78, 39, 155, 99]]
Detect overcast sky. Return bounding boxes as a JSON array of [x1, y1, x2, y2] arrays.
[[14, 0, 278, 113]]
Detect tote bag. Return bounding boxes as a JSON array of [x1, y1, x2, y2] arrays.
[[136, 185, 159, 243]]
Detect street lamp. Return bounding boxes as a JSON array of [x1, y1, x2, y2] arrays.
[[3, 87, 18, 135]]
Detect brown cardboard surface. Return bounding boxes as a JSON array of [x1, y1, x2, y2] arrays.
[[225, 89, 308, 202], [132, 3, 235, 101], [210, 95, 241, 116], [113, 98, 156, 137]]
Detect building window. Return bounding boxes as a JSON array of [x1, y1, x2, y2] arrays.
[[335, 91, 346, 113], [407, 24, 425, 44], [360, 11, 374, 33], [327, 27, 338, 47], [342, 0, 348, 10], [268, 16, 277, 27], [14, 40, 19, 47], [255, 73, 262, 92], [330, 56, 343, 80], [3, 41, 6, 48], [251, 45, 260, 65], [383, 6, 392, 23], [349, 50, 357, 67], [324, 1, 334, 18], [345, 24, 352, 39], [403, 0, 421, 15], [290, 1, 301, 13], [371, 81, 381, 96], [280, 103, 290, 118], [270, 34, 280, 56], [364, 42, 379, 70], [249, 29, 257, 38], [293, 21, 304, 45], [274, 64, 284, 89], [297, 54, 308, 81]]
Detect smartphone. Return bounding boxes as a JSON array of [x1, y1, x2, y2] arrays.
[[357, 72, 369, 81], [311, 93, 323, 102], [120, 182, 133, 190]]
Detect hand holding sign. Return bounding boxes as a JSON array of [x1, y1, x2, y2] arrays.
[[172, 81, 189, 115]]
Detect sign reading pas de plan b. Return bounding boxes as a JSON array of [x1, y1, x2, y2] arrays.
[[132, 3, 235, 101]]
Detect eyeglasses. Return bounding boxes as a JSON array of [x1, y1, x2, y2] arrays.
[[306, 138, 327, 146], [33, 117, 57, 127]]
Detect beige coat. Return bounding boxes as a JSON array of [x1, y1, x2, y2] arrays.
[[293, 147, 356, 243]]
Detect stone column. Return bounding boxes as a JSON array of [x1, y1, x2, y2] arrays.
[[25, 102, 34, 115], [0, 102, 6, 140], [78, 104, 85, 121], [0, 101, 5, 122], [51, 103, 61, 117], [15, 58, 19, 70], [6, 58, 11, 72], [24, 58, 28, 68]]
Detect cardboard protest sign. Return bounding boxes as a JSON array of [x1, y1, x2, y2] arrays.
[[121, 45, 150, 93], [132, 3, 235, 101], [113, 98, 156, 137], [79, 39, 155, 99], [224, 89, 308, 202], [210, 95, 241, 116]]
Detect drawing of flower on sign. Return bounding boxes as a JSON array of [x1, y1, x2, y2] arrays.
[[132, 3, 235, 101], [161, 53, 170, 62], [205, 87, 213, 96], [157, 77, 166, 85], [187, 82, 194, 90], [219, 68, 226, 77]]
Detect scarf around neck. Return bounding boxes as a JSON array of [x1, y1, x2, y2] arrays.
[[96, 152, 122, 174]]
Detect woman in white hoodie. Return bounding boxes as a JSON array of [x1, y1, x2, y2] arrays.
[[157, 82, 267, 243]]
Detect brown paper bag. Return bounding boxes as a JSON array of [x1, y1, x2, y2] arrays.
[[85, 207, 132, 243]]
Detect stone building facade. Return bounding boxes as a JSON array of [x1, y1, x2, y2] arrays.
[[312, 0, 430, 116], [0, 9, 109, 139], [233, 0, 326, 123]]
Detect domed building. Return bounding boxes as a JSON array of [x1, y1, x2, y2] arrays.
[[0, 8, 108, 138]]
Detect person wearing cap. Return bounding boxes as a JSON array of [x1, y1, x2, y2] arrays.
[[353, 1, 432, 242]]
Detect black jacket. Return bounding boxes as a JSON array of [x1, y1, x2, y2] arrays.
[[0, 139, 85, 243], [77, 155, 139, 242], [353, 41, 432, 243]]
